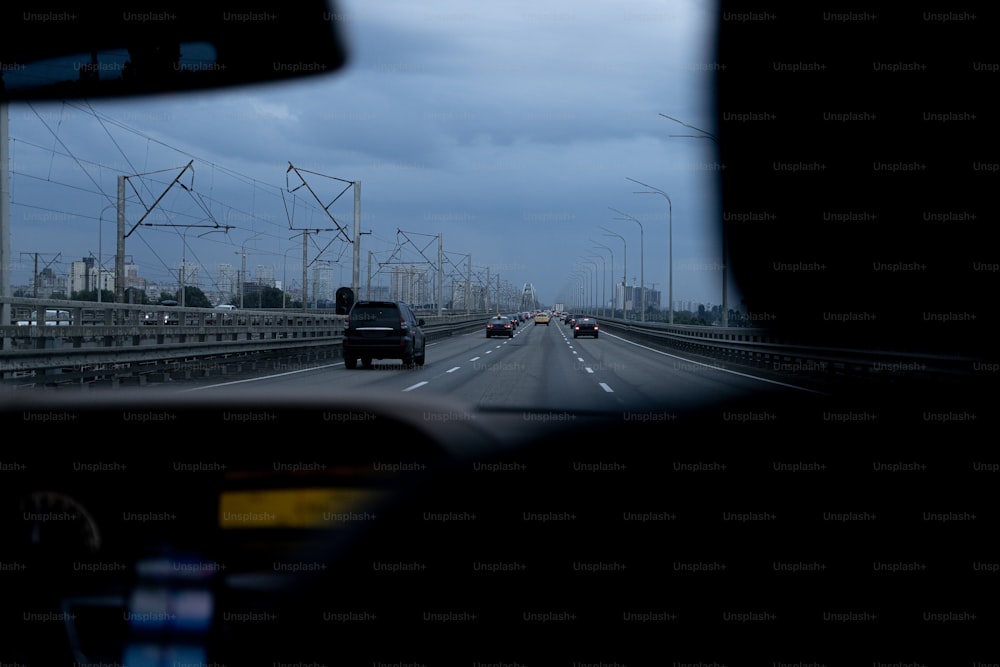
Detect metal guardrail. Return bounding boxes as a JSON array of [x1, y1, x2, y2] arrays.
[[589, 314, 982, 386], [0, 296, 489, 387]]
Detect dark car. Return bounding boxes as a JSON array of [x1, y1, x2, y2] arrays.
[[565, 314, 576, 327], [486, 314, 513, 338], [342, 301, 426, 368], [573, 317, 599, 338]]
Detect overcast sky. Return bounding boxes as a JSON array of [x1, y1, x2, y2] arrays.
[[6, 0, 729, 309]]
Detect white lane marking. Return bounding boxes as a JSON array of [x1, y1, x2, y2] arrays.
[[176, 362, 342, 392], [585, 367, 594, 374], [599, 383, 614, 393], [599, 331, 825, 394], [403, 381, 428, 392], [447, 367, 461, 373], [469, 357, 481, 362]]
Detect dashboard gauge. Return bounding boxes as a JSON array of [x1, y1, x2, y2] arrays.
[[19, 491, 102, 554]]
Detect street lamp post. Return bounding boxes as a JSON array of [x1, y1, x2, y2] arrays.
[[587, 255, 606, 318], [178, 226, 229, 307], [590, 241, 614, 318], [659, 113, 727, 325], [610, 208, 644, 321], [237, 232, 263, 309], [570, 271, 585, 311], [626, 177, 673, 323], [660, 113, 720, 143], [580, 260, 598, 314], [577, 266, 593, 312], [281, 245, 300, 309], [587, 262, 597, 315], [600, 227, 626, 318]]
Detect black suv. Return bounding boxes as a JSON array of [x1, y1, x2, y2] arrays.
[[573, 317, 599, 338], [343, 301, 426, 368]]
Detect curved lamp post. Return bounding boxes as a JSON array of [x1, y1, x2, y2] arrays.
[[586, 254, 606, 318], [590, 240, 614, 318], [600, 226, 626, 318], [626, 177, 673, 323], [659, 113, 727, 326], [610, 208, 644, 322]]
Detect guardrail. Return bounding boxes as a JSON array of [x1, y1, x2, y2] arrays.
[[587, 314, 982, 386], [1, 297, 489, 387]]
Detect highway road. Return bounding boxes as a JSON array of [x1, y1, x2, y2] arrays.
[[165, 319, 819, 416]]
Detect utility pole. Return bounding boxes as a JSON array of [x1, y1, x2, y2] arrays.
[[283, 165, 352, 311], [120, 161, 195, 306], [29, 253, 37, 299], [437, 234, 443, 316], [117, 176, 126, 304], [1, 101, 10, 332], [302, 230, 309, 311], [353, 180, 361, 297], [19, 252, 60, 298], [485, 266, 491, 312]]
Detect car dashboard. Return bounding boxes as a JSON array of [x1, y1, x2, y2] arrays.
[[1, 384, 991, 664]]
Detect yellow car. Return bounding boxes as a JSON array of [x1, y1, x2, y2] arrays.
[[534, 313, 550, 325]]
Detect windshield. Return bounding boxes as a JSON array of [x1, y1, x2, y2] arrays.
[[1, 0, 739, 415], [1, 0, 988, 410], [0, 3, 990, 666]]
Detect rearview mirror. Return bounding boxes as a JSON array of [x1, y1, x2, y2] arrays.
[[0, 2, 348, 101]]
